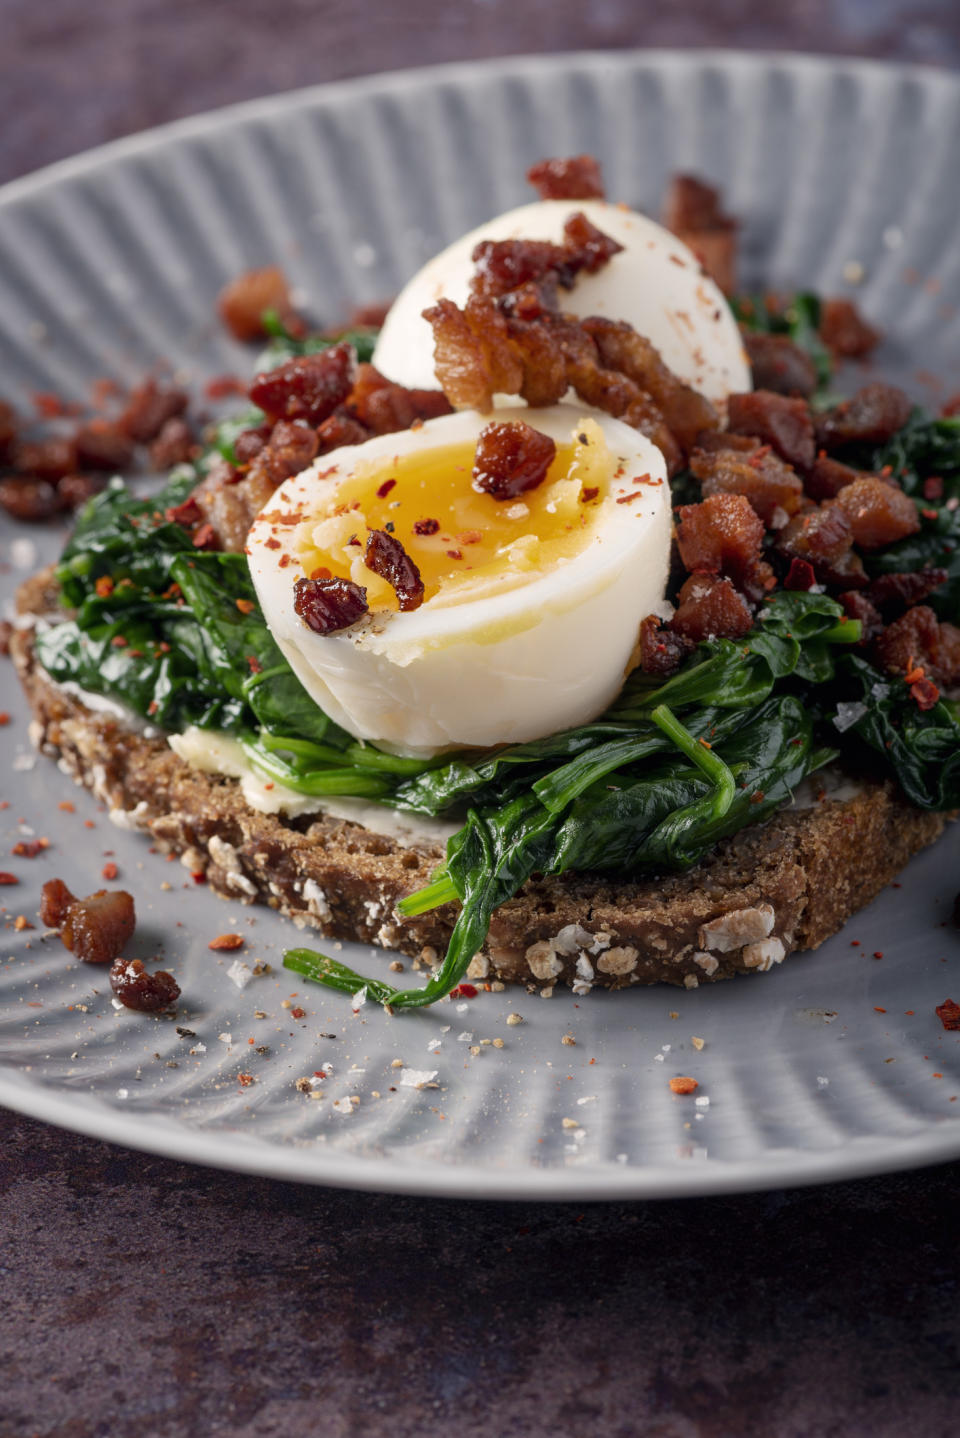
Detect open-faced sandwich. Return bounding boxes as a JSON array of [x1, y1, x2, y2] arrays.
[[8, 157, 960, 1011]]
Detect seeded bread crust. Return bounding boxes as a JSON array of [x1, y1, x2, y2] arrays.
[[13, 569, 949, 992]]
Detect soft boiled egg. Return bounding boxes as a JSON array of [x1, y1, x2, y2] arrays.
[[372, 199, 750, 406], [247, 405, 671, 756]]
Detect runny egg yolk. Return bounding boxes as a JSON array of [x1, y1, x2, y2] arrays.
[[295, 419, 616, 612]]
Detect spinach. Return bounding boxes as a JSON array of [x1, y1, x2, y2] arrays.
[[860, 411, 960, 619]]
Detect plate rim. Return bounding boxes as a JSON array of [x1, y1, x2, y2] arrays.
[[2, 45, 959, 1200], [2, 47, 958, 208]]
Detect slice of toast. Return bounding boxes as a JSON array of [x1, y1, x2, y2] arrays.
[[12, 570, 949, 993]]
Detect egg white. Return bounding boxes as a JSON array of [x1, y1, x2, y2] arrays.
[[372, 199, 750, 407], [247, 405, 672, 756]]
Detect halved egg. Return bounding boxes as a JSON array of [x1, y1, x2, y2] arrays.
[[247, 405, 671, 756], [372, 199, 750, 406]]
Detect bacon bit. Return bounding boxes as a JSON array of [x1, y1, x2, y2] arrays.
[[247, 655, 263, 674], [111, 635, 128, 648], [376, 478, 397, 499], [235, 598, 256, 615], [413, 517, 439, 536], [364, 529, 425, 611], [94, 576, 115, 598], [207, 933, 245, 952], [669, 1075, 699, 1095], [450, 983, 478, 999], [910, 677, 941, 711], [205, 373, 246, 400], [290, 1006, 306, 1019], [784, 557, 817, 592], [101, 862, 119, 881], [936, 998, 960, 1030], [0, 873, 19, 885], [581, 486, 599, 502], [12, 839, 48, 858]]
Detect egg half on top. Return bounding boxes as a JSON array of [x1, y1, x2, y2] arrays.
[[372, 199, 750, 406], [247, 405, 672, 756]]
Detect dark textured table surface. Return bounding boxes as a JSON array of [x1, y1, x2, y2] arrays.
[[3, 4, 960, 1436]]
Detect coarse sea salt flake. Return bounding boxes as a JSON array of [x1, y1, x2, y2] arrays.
[[218, 1032, 232, 1044], [694, 1095, 710, 1109], [226, 960, 253, 990], [399, 1068, 438, 1088], [351, 987, 367, 1012], [833, 701, 867, 733], [332, 1097, 355, 1115], [426, 1038, 442, 1053]]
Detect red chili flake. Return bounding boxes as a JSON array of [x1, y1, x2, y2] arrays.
[[264, 537, 281, 550], [310, 566, 333, 581], [237, 1073, 255, 1087], [749, 791, 766, 804], [457, 529, 483, 545], [236, 598, 255, 615], [413, 517, 440, 536], [192, 522, 217, 550], [12, 840, 47, 858], [94, 576, 115, 598], [376, 478, 397, 499], [921, 507, 940, 521], [450, 984, 478, 999], [873, 951, 884, 959], [290, 1006, 306, 1019], [923, 476, 944, 501], [850, 940, 861, 946], [58, 801, 75, 813], [669, 1076, 699, 1095], [247, 655, 263, 674], [935, 998, 960, 1030], [279, 554, 291, 569], [616, 491, 647, 505], [101, 862, 119, 881], [0, 873, 19, 885], [111, 635, 128, 648], [910, 677, 940, 710], [874, 1006, 887, 1013], [446, 548, 463, 560], [191, 871, 206, 884], [580, 486, 599, 503], [147, 700, 159, 716]]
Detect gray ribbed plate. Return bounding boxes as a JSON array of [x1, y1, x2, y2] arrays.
[[1, 51, 959, 1198]]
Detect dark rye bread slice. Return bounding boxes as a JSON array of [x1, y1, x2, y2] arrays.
[[12, 569, 949, 993]]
